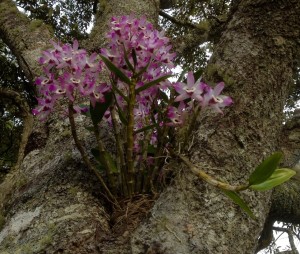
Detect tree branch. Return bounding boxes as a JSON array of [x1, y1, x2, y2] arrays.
[[0, 88, 33, 214], [0, 0, 52, 81], [160, 0, 177, 10], [270, 110, 300, 224], [158, 11, 214, 57], [174, 152, 249, 191], [273, 227, 299, 254], [0, 88, 33, 172], [159, 10, 199, 29]]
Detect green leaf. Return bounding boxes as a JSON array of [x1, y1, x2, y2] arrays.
[[5, 120, 14, 130], [223, 190, 255, 219], [100, 55, 133, 86], [133, 61, 151, 79], [177, 68, 188, 82], [96, 164, 106, 172], [91, 148, 118, 173], [177, 68, 203, 83], [123, 45, 134, 72], [250, 168, 296, 191], [102, 151, 118, 173], [114, 102, 128, 125], [249, 152, 283, 185], [84, 126, 94, 132], [90, 92, 113, 125], [193, 69, 204, 82], [79, 104, 90, 117], [147, 144, 157, 155], [91, 148, 101, 162], [134, 124, 157, 134], [111, 83, 129, 103], [158, 89, 169, 102], [132, 48, 137, 67], [135, 74, 173, 94]]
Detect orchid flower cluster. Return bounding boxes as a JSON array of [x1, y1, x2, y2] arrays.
[[33, 15, 232, 197]]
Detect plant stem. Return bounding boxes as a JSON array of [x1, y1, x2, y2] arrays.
[[110, 106, 128, 196], [68, 102, 119, 207], [182, 104, 201, 151], [136, 127, 151, 193], [173, 151, 249, 191], [92, 120, 117, 194], [150, 123, 169, 192], [126, 82, 136, 196]]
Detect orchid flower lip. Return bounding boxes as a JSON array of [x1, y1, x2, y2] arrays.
[[56, 88, 66, 94], [94, 92, 100, 99], [71, 78, 80, 84], [63, 57, 72, 62], [41, 78, 50, 85], [215, 96, 223, 103], [171, 118, 182, 125]]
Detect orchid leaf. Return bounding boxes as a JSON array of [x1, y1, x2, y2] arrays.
[[223, 190, 255, 219], [133, 61, 151, 79], [111, 83, 129, 103], [84, 126, 94, 132], [132, 48, 137, 67], [79, 104, 90, 117], [177, 68, 188, 82], [134, 124, 157, 134], [147, 145, 156, 155], [135, 74, 173, 94], [193, 69, 204, 83], [91, 148, 101, 162], [117, 108, 128, 125], [91, 148, 118, 173], [250, 168, 296, 191], [100, 55, 132, 86], [114, 102, 128, 125], [158, 89, 169, 102], [90, 92, 113, 125], [123, 45, 134, 72], [249, 152, 282, 185]]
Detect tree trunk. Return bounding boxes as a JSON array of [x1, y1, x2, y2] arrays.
[[0, 0, 300, 253], [131, 1, 298, 252]]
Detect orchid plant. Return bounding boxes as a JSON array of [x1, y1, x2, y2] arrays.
[[33, 15, 295, 216]]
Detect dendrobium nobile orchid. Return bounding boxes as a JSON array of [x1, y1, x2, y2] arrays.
[[33, 15, 233, 197]]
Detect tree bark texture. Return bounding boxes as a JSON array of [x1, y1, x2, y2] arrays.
[[131, 1, 299, 253], [0, 0, 53, 81], [0, 0, 300, 253], [271, 113, 300, 225]]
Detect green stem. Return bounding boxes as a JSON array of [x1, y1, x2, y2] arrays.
[[182, 104, 201, 151], [173, 151, 249, 191], [68, 102, 119, 207], [126, 82, 136, 196], [92, 120, 117, 194], [136, 125, 152, 193], [110, 106, 128, 196], [150, 123, 170, 192]]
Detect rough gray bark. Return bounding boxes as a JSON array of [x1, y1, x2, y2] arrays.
[[131, 0, 299, 252], [255, 111, 300, 252], [86, 0, 160, 51], [0, 117, 112, 253], [0, 0, 300, 253], [272, 113, 300, 225], [0, 0, 52, 81]]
